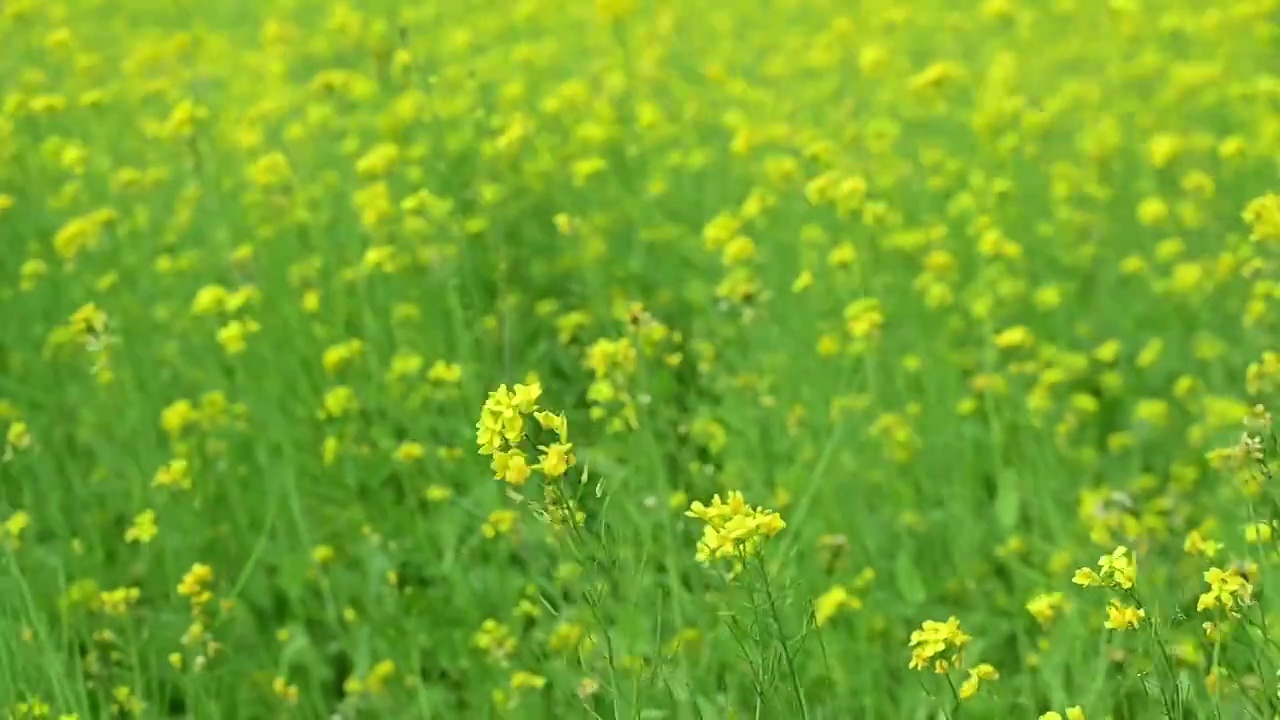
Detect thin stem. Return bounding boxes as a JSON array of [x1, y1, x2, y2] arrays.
[[1127, 589, 1181, 719], [942, 672, 963, 720], [564, 528, 623, 720], [755, 555, 809, 720], [722, 613, 770, 709]]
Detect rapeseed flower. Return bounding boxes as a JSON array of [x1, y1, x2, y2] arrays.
[[908, 616, 972, 673], [1196, 567, 1253, 615], [685, 491, 786, 563], [1072, 545, 1136, 590]]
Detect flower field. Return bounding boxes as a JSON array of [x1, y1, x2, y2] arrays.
[[4, 0, 1280, 718]]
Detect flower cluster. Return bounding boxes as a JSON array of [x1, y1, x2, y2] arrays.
[[1102, 599, 1146, 631], [908, 616, 972, 673], [476, 383, 543, 454], [1025, 592, 1067, 627], [1243, 192, 1280, 242], [684, 491, 786, 564], [958, 662, 999, 700], [1196, 566, 1253, 616], [476, 382, 588, 531], [44, 302, 116, 383], [174, 562, 225, 670], [814, 584, 864, 627], [583, 336, 640, 434], [1071, 545, 1136, 590], [476, 382, 574, 487], [1071, 546, 1144, 631]]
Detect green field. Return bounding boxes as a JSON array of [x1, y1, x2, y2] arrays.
[[4, 0, 1280, 718]]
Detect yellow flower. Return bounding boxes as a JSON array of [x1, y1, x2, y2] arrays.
[[178, 563, 215, 608], [321, 339, 364, 375], [321, 386, 358, 419], [1197, 567, 1253, 614], [124, 509, 158, 544], [1245, 521, 1273, 544], [814, 585, 862, 627], [68, 302, 109, 339], [1075, 545, 1136, 590], [1243, 193, 1280, 242], [393, 441, 427, 463], [1103, 600, 1145, 631], [1025, 592, 1065, 627], [958, 663, 998, 700], [1098, 546, 1136, 588], [4, 510, 31, 548], [153, 458, 192, 489], [366, 660, 396, 693], [533, 410, 569, 440], [994, 325, 1034, 349], [271, 676, 300, 705], [510, 383, 542, 412], [1070, 566, 1101, 588], [248, 152, 293, 188], [482, 509, 518, 539], [908, 616, 972, 673], [5, 420, 31, 452], [791, 270, 814, 293], [1136, 196, 1169, 227], [426, 360, 463, 384], [216, 318, 261, 355], [190, 284, 229, 316], [1184, 530, 1223, 558], [99, 586, 141, 615], [510, 670, 547, 690], [424, 485, 453, 503], [535, 442, 574, 479], [355, 142, 400, 179], [476, 384, 531, 453], [686, 492, 786, 564], [491, 449, 533, 486]]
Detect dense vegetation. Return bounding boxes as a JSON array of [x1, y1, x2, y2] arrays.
[[4, 1, 1280, 718]]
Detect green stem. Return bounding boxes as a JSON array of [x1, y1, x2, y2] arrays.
[[755, 555, 809, 720], [943, 672, 963, 720]]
